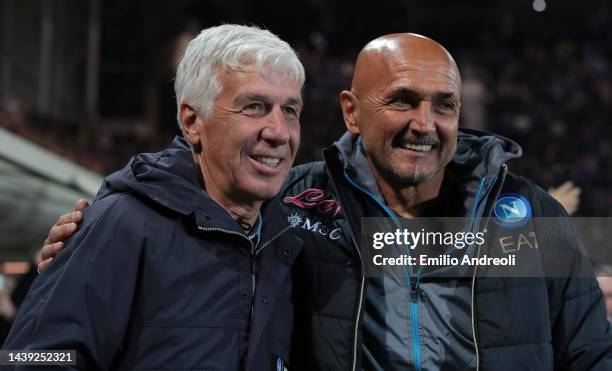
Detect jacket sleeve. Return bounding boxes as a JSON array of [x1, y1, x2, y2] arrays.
[[2, 194, 145, 370], [536, 194, 612, 370]]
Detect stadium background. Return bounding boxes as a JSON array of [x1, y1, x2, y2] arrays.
[[0, 0, 611, 340]]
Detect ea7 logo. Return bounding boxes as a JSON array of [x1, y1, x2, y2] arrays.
[[288, 212, 342, 241], [498, 232, 539, 254], [283, 188, 342, 217]]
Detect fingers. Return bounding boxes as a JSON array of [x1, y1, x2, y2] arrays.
[[548, 181, 581, 215], [557, 181, 574, 192], [37, 258, 54, 274], [559, 181, 581, 195], [37, 199, 90, 274], [51, 199, 89, 229], [549, 181, 581, 198], [73, 199, 90, 212], [46, 222, 78, 245], [569, 186, 581, 197], [47, 210, 84, 245], [40, 242, 64, 261], [38, 242, 64, 274], [55, 210, 84, 228]]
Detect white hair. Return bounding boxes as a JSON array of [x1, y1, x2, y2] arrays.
[[174, 24, 305, 132]]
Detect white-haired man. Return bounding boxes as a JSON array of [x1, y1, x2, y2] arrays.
[[2, 25, 304, 370]]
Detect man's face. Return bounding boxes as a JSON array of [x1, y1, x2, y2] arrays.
[[188, 66, 302, 204], [597, 276, 612, 321], [346, 38, 461, 187]]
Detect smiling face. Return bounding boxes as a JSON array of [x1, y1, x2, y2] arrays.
[[341, 34, 461, 189], [181, 65, 302, 206]]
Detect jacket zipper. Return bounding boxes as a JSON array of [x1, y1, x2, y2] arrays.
[[348, 232, 366, 371], [255, 225, 293, 255], [324, 151, 366, 371], [251, 244, 257, 317], [197, 221, 292, 371], [410, 276, 421, 371], [344, 169, 503, 371], [340, 171, 373, 371], [249, 226, 291, 317], [470, 164, 508, 371], [470, 246, 480, 371], [343, 170, 424, 371]]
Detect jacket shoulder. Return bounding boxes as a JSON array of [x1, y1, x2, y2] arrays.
[[501, 171, 566, 217], [85, 192, 150, 225], [65, 191, 154, 255], [282, 161, 329, 195]]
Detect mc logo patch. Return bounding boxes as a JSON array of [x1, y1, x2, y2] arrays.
[[283, 188, 342, 217]]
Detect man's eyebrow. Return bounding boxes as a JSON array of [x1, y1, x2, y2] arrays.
[[433, 91, 459, 101], [234, 93, 303, 107], [387, 87, 423, 100], [234, 93, 272, 104], [386, 87, 458, 101], [285, 96, 303, 107]]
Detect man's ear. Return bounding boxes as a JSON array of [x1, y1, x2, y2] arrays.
[[178, 102, 203, 148], [340, 90, 360, 134]]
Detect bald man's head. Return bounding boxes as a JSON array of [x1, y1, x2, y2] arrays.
[[351, 33, 460, 98], [339, 33, 461, 192]]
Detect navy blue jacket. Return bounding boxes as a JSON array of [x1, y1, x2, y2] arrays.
[[282, 130, 612, 370], [3, 137, 301, 370]]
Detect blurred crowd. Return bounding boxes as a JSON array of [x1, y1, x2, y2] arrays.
[[472, 36, 612, 216]]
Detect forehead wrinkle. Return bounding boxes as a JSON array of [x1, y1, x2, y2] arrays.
[[384, 75, 460, 98], [383, 63, 461, 99], [389, 57, 460, 81], [386, 86, 457, 100]]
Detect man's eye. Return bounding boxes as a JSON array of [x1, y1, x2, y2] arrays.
[[242, 103, 265, 115], [282, 106, 299, 120], [436, 101, 458, 115], [389, 97, 414, 109]]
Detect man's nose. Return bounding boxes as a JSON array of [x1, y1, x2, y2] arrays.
[[261, 107, 290, 145], [410, 101, 435, 134]]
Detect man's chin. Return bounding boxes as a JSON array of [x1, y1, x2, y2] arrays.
[[239, 181, 284, 202], [388, 165, 439, 187]]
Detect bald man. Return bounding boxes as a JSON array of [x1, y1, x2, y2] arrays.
[[40, 33, 612, 370], [284, 33, 611, 371], [340, 33, 461, 216]]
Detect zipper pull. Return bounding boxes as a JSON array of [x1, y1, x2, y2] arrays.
[[251, 250, 258, 298]]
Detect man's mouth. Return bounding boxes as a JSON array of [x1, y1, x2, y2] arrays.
[[391, 131, 440, 153], [401, 143, 433, 152], [250, 155, 281, 168]]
